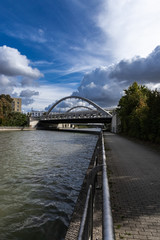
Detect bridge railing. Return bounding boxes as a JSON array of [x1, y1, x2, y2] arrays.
[[40, 111, 110, 121], [77, 132, 114, 240]]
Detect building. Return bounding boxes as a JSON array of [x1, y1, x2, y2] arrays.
[[30, 110, 45, 117], [12, 98, 22, 112]]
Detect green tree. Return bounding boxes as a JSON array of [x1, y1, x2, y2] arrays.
[[117, 82, 150, 139], [6, 112, 28, 127], [0, 94, 13, 125], [118, 82, 160, 143], [146, 90, 160, 143], [0, 94, 28, 127], [0, 94, 13, 117]]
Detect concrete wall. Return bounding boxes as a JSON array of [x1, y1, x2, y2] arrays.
[[29, 120, 39, 128], [0, 127, 35, 131], [111, 112, 121, 133]]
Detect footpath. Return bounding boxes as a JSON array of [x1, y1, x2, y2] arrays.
[[104, 133, 160, 240]]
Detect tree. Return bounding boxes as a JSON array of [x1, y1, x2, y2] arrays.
[[117, 82, 150, 139], [118, 82, 160, 143], [0, 94, 13, 117], [6, 112, 28, 126], [0, 94, 13, 125], [146, 90, 160, 143], [0, 94, 28, 127]]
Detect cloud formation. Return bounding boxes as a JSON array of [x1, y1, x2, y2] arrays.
[[6, 27, 47, 44], [73, 46, 160, 107], [0, 46, 42, 78], [20, 89, 39, 98], [109, 46, 160, 83], [0, 45, 43, 106], [0, 75, 15, 94], [97, 0, 160, 60]]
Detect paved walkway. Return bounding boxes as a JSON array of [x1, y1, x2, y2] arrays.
[[104, 133, 160, 240]]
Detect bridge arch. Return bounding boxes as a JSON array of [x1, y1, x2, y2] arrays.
[[47, 96, 112, 117], [66, 105, 93, 113]]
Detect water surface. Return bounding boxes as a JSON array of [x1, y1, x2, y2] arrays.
[[0, 130, 98, 240]]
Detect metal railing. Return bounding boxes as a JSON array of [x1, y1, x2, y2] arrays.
[[77, 132, 114, 240], [78, 184, 93, 240], [102, 135, 114, 240]]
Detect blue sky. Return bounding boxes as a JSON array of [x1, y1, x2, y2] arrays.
[[1, 0, 160, 111]]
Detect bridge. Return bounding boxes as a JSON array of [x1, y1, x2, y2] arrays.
[[36, 96, 112, 128]]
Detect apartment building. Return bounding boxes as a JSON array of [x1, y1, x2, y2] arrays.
[[12, 98, 22, 112]]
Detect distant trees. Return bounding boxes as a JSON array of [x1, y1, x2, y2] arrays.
[[0, 94, 28, 127], [118, 82, 160, 143]]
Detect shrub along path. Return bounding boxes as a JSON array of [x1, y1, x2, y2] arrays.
[[104, 132, 160, 240]]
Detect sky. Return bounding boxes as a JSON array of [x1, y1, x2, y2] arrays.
[[1, 0, 160, 112]]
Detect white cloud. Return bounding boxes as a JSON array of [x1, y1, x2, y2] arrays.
[[0, 45, 43, 103], [97, 0, 160, 60], [0, 75, 12, 87], [0, 75, 15, 95], [0, 74, 18, 95], [0, 45, 43, 78]]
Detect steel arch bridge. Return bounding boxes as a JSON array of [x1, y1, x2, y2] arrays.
[[39, 96, 112, 124], [46, 96, 111, 116]]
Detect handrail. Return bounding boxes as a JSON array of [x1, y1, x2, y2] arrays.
[[77, 134, 101, 240], [77, 133, 114, 240], [102, 135, 114, 240], [78, 185, 92, 240]]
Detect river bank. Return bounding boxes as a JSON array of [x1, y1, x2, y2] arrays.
[[0, 126, 102, 134], [0, 126, 35, 131]]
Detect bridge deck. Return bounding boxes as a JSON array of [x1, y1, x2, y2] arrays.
[[39, 117, 111, 124], [104, 132, 160, 240]]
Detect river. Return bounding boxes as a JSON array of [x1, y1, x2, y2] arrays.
[[0, 130, 98, 240]]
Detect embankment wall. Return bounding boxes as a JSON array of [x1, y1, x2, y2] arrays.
[[0, 127, 35, 131]]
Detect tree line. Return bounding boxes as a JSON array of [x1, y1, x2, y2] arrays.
[[117, 82, 160, 143], [0, 94, 28, 127]]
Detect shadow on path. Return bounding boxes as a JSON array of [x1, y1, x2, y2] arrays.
[[104, 133, 160, 240]]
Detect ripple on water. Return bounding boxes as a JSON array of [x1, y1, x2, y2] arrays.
[[0, 131, 98, 240]]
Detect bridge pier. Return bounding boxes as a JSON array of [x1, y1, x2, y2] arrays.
[[29, 117, 39, 128]]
